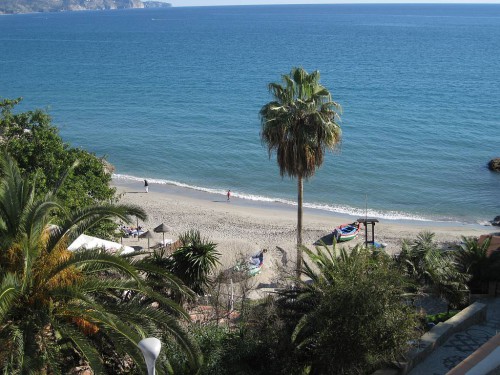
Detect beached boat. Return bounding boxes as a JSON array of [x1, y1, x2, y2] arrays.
[[233, 260, 262, 277], [333, 222, 361, 242]]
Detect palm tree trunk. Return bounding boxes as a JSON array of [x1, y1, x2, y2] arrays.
[[296, 175, 303, 277]]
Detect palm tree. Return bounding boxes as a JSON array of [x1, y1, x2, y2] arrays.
[[144, 230, 220, 300], [260, 67, 342, 274], [173, 230, 220, 295], [396, 231, 470, 311], [454, 236, 500, 293], [0, 152, 201, 373]]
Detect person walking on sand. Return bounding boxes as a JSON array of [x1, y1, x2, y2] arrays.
[[144, 179, 149, 193], [227, 189, 231, 202]]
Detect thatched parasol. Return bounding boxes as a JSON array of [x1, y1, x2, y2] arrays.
[[153, 223, 172, 244], [139, 230, 154, 250]]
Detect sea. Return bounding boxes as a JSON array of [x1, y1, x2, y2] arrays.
[[1, 4, 499, 225]]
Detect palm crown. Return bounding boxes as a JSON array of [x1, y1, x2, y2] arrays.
[[260, 67, 342, 179]]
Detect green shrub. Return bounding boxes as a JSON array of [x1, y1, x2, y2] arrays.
[[427, 311, 459, 325]]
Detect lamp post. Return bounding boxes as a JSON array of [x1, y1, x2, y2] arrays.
[[138, 337, 161, 375]]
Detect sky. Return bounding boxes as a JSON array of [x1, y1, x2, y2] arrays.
[[171, 0, 500, 6]]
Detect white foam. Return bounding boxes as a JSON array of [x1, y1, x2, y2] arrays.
[[112, 174, 452, 223], [301, 202, 432, 222]]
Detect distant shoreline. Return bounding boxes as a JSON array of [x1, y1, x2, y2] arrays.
[[111, 176, 493, 231]]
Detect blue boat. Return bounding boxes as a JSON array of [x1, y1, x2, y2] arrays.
[[333, 222, 361, 242]]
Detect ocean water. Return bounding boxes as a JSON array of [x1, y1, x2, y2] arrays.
[[0, 4, 499, 224]]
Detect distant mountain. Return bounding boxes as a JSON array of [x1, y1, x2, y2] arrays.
[[0, 0, 171, 14]]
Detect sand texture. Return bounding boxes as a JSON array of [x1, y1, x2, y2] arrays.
[[115, 179, 496, 286]]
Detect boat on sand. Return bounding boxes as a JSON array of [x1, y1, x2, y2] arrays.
[[233, 260, 262, 276], [333, 222, 361, 242]]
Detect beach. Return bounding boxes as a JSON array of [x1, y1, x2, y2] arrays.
[[115, 178, 497, 285]]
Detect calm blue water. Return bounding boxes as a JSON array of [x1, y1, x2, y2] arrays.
[[1, 4, 499, 224]]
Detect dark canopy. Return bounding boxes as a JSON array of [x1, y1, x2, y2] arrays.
[[154, 223, 172, 233]]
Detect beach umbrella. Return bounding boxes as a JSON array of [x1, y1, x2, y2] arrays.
[[139, 230, 154, 250], [153, 223, 172, 244]]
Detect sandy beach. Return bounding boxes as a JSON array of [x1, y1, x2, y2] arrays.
[[115, 178, 497, 285]]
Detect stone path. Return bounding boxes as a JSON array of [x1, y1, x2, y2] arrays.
[[408, 297, 500, 375]]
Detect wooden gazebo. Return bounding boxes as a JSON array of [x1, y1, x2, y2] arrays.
[[357, 217, 379, 246]]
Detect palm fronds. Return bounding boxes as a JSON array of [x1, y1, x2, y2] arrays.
[[0, 153, 201, 373], [396, 231, 470, 309]]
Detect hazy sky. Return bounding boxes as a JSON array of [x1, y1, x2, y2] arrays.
[[171, 0, 500, 6]]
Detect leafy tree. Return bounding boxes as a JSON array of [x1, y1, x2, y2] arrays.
[[396, 231, 469, 310], [0, 153, 201, 374], [260, 68, 342, 275], [0, 97, 117, 239], [275, 244, 419, 375]]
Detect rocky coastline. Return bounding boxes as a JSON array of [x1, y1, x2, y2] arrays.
[[0, 0, 171, 15], [143, 1, 172, 8]]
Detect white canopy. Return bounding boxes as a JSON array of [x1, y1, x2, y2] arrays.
[[68, 234, 135, 255]]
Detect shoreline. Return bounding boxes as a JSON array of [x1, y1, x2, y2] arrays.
[[113, 174, 492, 226], [113, 177, 497, 283]]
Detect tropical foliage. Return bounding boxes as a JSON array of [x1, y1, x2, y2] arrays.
[[173, 230, 221, 295], [0, 153, 200, 374], [454, 236, 500, 293], [396, 231, 469, 310], [165, 323, 268, 375], [166, 294, 300, 375], [180, 243, 419, 375], [144, 230, 221, 300], [273, 244, 418, 374], [260, 67, 342, 274]]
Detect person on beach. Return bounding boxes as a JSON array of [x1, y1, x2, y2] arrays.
[[144, 180, 149, 193], [250, 248, 267, 267], [227, 189, 231, 202]]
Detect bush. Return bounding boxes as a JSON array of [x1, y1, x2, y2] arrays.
[[426, 311, 459, 325], [0, 98, 117, 239], [454, 236, 500, 293]]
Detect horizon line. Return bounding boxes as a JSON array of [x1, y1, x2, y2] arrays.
[[168, 0, 500, 8], [169, 2, 500, 7]]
